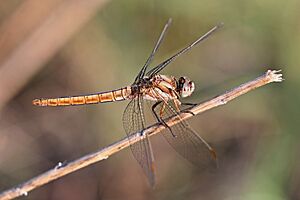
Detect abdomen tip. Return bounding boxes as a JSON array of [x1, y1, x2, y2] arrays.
[[32, 99, 42, 106]]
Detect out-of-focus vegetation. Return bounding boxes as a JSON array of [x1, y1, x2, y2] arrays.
[[0, 0, 298, 199]]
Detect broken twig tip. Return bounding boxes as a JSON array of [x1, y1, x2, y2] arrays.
[[266, 69, 284, 82]]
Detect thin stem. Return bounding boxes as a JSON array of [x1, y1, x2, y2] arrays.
[[0, 70, 283, 200]]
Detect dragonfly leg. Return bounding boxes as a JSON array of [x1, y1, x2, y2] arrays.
[[159, 103, 166, 117], [180, 102, 197, 116], [152, 101, 177, 138], [181, 110, 195, 116], [173, 99, 181, 113], [172, 99, 195, 115], [181, 102, 197, 107]]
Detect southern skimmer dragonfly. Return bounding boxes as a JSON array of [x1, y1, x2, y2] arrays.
[[33, 19, 222, 186]]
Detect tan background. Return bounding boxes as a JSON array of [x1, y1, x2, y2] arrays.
[[0, 0, 298, 199]]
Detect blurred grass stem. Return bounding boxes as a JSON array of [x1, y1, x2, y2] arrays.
[[0, 0, 110, 111]]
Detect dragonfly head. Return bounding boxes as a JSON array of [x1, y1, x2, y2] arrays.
[[177, 76, 195, 98]]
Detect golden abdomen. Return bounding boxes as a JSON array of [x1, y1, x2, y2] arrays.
[[32, 87, 132, 107]]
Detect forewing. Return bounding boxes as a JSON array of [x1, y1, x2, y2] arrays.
[[153, 101, 217, 169], [134, 18, 172, 83], [147, 23, 223, 77], [123, 96, 156, 186]]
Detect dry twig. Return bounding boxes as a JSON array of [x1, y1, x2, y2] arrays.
[[0, 70, 283, 200]]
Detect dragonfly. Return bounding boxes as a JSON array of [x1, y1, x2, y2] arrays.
[[33, 19, 222, 187]]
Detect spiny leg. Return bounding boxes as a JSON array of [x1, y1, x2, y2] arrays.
[[172, 99, 195, 116], [152, 101, 176, 137], [173, 99, 182, 113], [159, 102, 166, 117], [181, 102, 197, 107], [180, 102, 198, 116]]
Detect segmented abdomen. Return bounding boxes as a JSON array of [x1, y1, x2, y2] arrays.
[[32, 86, 132, 107]]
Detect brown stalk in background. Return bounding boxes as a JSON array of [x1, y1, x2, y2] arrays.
[[0, 0, 110, 111]]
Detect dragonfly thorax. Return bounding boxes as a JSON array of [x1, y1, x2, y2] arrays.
[[135, 74, 195, 102]]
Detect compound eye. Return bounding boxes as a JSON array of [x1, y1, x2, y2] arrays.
[[179, 77, 185, 84]]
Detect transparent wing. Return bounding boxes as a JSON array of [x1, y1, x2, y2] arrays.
[[122, 96, 156, 186], [152, 101, 217, 169], [134, 18, 172, 83], [147, 23, 223, 77]]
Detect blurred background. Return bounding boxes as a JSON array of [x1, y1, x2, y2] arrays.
[[0, 0, 298, 199]]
